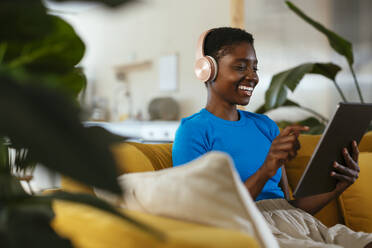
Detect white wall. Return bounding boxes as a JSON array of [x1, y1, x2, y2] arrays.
[[56, 0, 371, 122], [60, 0, 230, 121]]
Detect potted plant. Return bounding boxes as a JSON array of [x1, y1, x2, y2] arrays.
[[256, 1, 370, 134], [0, 0, 161, 247]]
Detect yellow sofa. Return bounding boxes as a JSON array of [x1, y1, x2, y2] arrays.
[[52, 132, 372, 247]]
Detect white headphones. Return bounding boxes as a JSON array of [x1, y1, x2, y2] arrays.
[[194, 29, 218, 83]]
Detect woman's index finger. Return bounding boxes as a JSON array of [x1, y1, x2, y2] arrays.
[[280, 125, 309, 136]]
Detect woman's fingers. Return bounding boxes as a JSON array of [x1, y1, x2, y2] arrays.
[[331, 171, 357, 184], [280, 125, 309, 137], [269, 150, 290, 165], [271, 132, 301, 162], [331, 144, 360, 190], [272, 142, 295, 151], [333, 162, 359, 178], [274, 134, 297, 143], [342, 147, 360, 172], [351, 140, 359, 163], [273, 135, 300, 150], [265, 125, 307, 171]]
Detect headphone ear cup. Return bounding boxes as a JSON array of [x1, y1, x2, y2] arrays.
[[194, 56, 218, 82], [207, 55, 218, 81]]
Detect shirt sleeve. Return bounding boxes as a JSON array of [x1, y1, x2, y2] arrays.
[[172, 120, 209, 167], [253, 113, 280, 142], [269, 118, 280, 140]]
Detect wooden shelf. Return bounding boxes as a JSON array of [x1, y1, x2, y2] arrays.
[[114, 60, 152, 73]]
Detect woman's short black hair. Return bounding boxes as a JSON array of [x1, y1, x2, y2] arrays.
[[204, 27, 254, 62]]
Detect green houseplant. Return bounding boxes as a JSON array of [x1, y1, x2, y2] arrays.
[[256, 1, 369, 134], [0, 0, 162, 247]]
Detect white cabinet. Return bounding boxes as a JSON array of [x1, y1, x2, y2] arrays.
[[84, 120, 180, 143]]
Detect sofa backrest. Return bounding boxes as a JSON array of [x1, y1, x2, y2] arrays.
[[60, 132, 372, 227], [60, 142, 173, 193]]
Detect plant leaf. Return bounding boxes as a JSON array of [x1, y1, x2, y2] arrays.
[[0, 0, 53, 42], [0, 77, 125, 194], [255, 99, 300, 114], [286, 1, 354, 65], [282, 99, 300, 107], [1, 14, 86, 99], [1, 197, 72, 248], [0, 138, 10, 172], [2, 66, 86, 99], [265, 63, 341, 109], [276, 117, 325, 135], [0, 174, 27, 199], [297, 117, 325, 134], [50, 0, 136, 7], [254, 104, 267, 114], [6, 16, 85, 74]]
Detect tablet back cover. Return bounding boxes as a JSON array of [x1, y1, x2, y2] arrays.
[[293, 103, 372, 198]]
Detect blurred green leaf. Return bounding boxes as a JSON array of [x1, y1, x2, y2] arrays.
[[254, 104, 267, 114], [0, 0, 53, 42], [297, 117, 325, 134], [276, 120, 295, 130], [281, 99, 300, 107], [286, 1, 354, 65], [255, 99, 300, 114], [0, 138, 10, 172], [0, 174, 27, 199], [0, 43, 7, 64], [265, 63, 341, 109], [2, 66, 86, 99], [0, 77, 125, 194], [1, 13, 86, 99], [276, 117, 325, 135], [50, 0, 135, 7], [1, 198, 72, 248], [6, 16, 85, 74]]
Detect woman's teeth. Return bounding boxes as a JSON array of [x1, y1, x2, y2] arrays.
[[238, 85, 254, 96]]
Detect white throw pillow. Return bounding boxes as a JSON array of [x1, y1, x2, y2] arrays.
[[95, 152, 278, 248]]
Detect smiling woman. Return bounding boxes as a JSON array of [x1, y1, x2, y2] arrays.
[[201, 28, 258, 117], [172, 27, 372, 248]]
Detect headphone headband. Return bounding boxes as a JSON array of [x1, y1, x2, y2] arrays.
[[195, 29, 213, 60]]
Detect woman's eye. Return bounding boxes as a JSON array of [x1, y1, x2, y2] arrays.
[[233, 65, 246, 71]]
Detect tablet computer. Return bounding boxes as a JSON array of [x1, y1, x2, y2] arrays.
[[293, 102, 372, 198]]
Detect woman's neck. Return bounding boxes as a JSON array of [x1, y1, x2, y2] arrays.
[[205, 103, 239, 121]]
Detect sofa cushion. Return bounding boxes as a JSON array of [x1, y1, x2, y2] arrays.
[[60, 142, 172, 193], [359, 131, 372, 152], [339, 152, 372, 232], [285, 134, 344, 227], [112, 143, 156, 173], [95, 152, 279, 248], [52, 200, 260, 248], [124, 142, 173, 170]]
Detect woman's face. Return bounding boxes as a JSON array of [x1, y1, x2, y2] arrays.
[[208, 42, 259, 106]]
